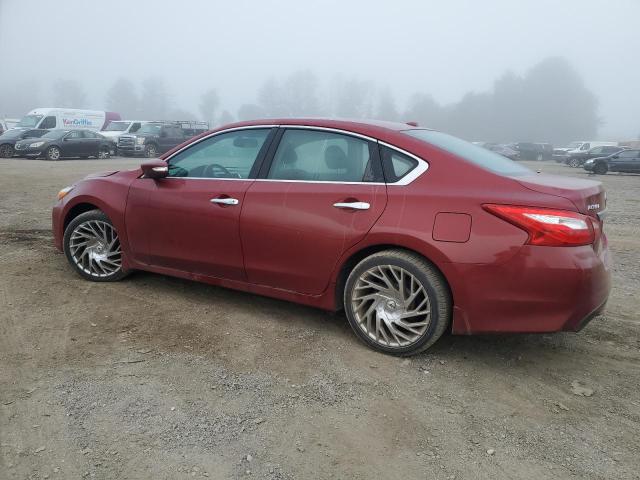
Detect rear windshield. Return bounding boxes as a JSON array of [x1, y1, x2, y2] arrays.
[[403, 129, 530, 176]]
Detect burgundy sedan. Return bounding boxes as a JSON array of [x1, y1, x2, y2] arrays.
[[52, 119, 611, 356]]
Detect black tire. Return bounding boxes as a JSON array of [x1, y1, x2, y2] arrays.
[[344, 249, 451, 356], [45, 145, 62, 161], [63, 209, 128, 282], [144, 143, 158, 158], [536, 153, 543, 161], [0, 144, 14, 158], [569, 158, 581, 168], [594, 162, 608, 175]]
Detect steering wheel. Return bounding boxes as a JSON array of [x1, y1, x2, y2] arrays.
[[202, 163, 233, 178]]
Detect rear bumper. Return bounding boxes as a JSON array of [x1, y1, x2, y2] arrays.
[[445, 240, 612, 334]]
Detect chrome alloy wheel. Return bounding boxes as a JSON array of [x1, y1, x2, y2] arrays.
[[69, 220, 122, 277], [47, 146, 61, 160], [351, 265, 431, 347]]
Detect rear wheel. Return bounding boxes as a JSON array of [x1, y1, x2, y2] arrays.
[[0, 144, 14, 158], [536, 153, 543, 161], [63, 210, 127, 282], [344, 250, 451, 356], [97, 146, 110, 159], [45, 146, 61, 161], [594, 162, 608, 175], [569, 158, 581, 168]]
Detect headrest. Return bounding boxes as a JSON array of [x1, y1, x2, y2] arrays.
[[325, 145, 347, 169]]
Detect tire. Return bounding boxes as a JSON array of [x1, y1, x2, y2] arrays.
[[569, 158, 581, 168], [344, 249, 451, 356], [594, 163, 608, 175], [45, 146, 61, 161], [63, 210, 128, 282], [144, 143, 158, 158], [97, 146, 110, 159], [536, 153, 543, 161], [0, 144, 14, 158]]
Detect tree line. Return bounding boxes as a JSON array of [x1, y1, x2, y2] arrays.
[[0, 57, 599, 144]]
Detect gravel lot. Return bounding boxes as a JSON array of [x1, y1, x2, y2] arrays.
[[1, 158, 639, 480]]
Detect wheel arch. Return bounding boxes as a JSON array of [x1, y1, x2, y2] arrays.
[[63, 202, 102, 232], [333, 243, 453, 313]]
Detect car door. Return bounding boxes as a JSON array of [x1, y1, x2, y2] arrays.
[[125, 127, 275, 280], [61, 130, 85, 157], [82, 130, 101, 156], [240, 127, 387, 295], [614, 150, 640, 172]]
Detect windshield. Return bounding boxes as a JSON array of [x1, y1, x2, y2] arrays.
[[104, 121, 129, 132], [17, 115, 43, 128], [567, 142, 583, 149], [138, 124, 163, 135], [403, 129, 531, 176], [0, 129, 24, 139], [42, 129, 69, 139]]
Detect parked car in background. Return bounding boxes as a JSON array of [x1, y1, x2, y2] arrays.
[[117, 121, 208, 157], [15, 108, 121, 132], [488, 143, 519, 160], [513, 142, 553, 161], [0, 128, 48, 158], [584, 149, 640, 174], [101, 120, 149, 140], [564, 140, 618, 157], [52, 118, 610, 356], [566, 145, 626, 167], [0, 118, 20, 134], [14, 129, 116, 160]]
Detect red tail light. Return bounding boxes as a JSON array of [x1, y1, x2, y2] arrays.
[[483, 204, 595, 247]]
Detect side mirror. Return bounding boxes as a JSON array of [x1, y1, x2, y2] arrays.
[[611, 155, 619, 159], [141, 160, 168, 179]]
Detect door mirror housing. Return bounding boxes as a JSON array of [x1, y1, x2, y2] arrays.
[[141, 160, 169, 179]]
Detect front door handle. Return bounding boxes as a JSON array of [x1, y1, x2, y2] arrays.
[[333, 201, 370, 210], [210, 197, 239, 206]]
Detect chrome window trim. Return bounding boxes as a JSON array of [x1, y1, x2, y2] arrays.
[[159, 123, 429, 186], [378, 141, 429, 186], [163, 124, 278, 165]]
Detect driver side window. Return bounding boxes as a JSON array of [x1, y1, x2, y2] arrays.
[[167, 129, 271, 179]]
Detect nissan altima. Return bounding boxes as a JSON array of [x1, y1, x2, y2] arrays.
[[52, 119, 611, 356]]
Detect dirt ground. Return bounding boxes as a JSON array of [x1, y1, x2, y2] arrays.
[[0, 157, 638, 480]]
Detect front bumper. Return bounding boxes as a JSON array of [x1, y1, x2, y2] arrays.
[[13, 145, 43, 157], [445, 238, 612, 334], [117, 145, 146, 157]]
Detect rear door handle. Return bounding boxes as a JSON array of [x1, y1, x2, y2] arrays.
[[210, 197, 239, 206], [333, 201, 370, 210]]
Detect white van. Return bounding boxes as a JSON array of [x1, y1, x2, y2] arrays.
[[565, 140, 618, 155], [14, 108, 121, 131], [100, 120, 149, 140]]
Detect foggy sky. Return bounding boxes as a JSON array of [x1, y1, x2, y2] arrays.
[[1, 0, 638, 139]]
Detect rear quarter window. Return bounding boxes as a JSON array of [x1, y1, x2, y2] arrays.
[[403, 129, 530, 176]]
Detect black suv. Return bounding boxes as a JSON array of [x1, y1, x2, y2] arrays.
[[566, 145, 625, 167], [513, 142, 553, 161], [117, 121, 208, 158]]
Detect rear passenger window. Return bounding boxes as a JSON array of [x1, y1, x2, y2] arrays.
[[380, 146, 418, 183], [267, 129, 382, 182]]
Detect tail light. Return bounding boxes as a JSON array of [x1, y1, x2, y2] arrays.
[[483, 204, 595, 247]]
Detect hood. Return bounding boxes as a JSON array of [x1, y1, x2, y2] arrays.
[[515, 173, 605, 217], [84, 171, 119, 179], [100, 131, 123, 138]]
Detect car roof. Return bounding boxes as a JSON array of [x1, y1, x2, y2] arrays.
[[221, 118, 429, 138]]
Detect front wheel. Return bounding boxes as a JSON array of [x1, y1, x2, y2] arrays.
[[344, 250, 451, 356], [45, 146, 61, 161], [0, 144, 14, 158], [63, 210, 127, 282], [594, 163, 608, 175]]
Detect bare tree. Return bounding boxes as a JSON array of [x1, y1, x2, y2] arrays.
[[105, 78, 138, 118], [52, 79, 86, 108], [198, 88, 219, 126]]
